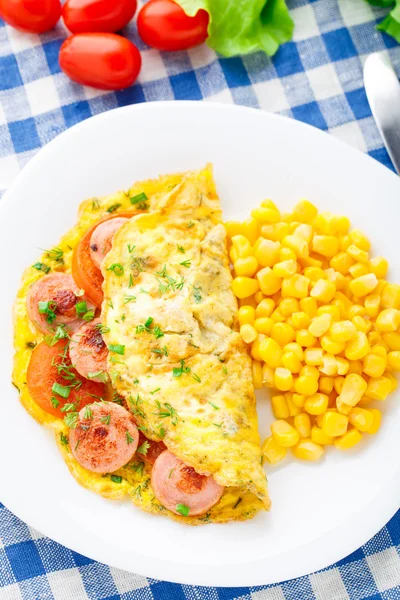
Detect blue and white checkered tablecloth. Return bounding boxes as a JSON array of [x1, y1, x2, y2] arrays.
[[1, 0, 400, 598]]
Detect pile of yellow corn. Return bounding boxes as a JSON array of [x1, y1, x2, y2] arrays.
[[226, 199, 399, 463]]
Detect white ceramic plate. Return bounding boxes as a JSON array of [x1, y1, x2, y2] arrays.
[[1, 102, 400, 587]]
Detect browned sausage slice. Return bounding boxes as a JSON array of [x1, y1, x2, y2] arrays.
[[70, 402, 139, 473], [69, 319, 108, 382], [151, 450, 224, 516], [89, 217, 129, 269]]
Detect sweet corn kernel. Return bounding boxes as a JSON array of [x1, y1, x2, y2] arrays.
[[241, 218, 260, 245], [238, 305, 255, 326], [385, 371, 398, 392], [320, 353, 338, 376], [382, 332, 400, 351], [349, 262, 369, 278], [287, 394, 302, 416], [256, 298, 275, 318], [279, 247, 297, 261], [336, 216, 351, 235], [262, 436, 287, 465], [303, 267, 325, 283], [365, 294, 380, 318], [347, 245, 369, 264], [340, 235, 352, 251], [308, 313, 332, 337], [232, 277, 260, 299], [325, 269, 346, 290], [271, 394, 290, 419], [292, 393, 306, 408], [257, 267, 281, 295], [292, 312, 311, 330], [251, 334, 265, 362], [376, 308, 400, 332], [371, 344, 387, 358], [299, 297, 318, 319], [252, 360, 263, 389], [281, 274, 310, 299], [292, 200, 318, 223], [282, 351, 302, 373], [271, 420, 300, 447], [349, 228, 370, 251], [271, 308, 285, 323], [299, 256, 324, 268], [262, 364, 275, 388], [254, 317, 274, 335], [348, 304, 365, 319], [261, 199, 279, 210], [388, 351, 400, 371], [254, 239, 280, 268], [294, 224, 313, 243], [296, 329, 317, 348], [363, 353, 386, 378], [334, 376, 345, 395], [305, 393, 329, 415], [231, 235, 253, 259], [279, 297, 299, 317], [274, 368, 294, 392], [319, 376, 334, 394], [284, 342, 304, 361], [282, 235, 309, 259], [367, 409, 382, 434], [317, 305, 341, 321], [338, 373, 367, 406], [225, 221, 244, 239], [369, 256, 388, 279], [329, 320, 357, 343], [300, 365, 319, 378], [312, 235, 339, 257], [345, 332, 370, 360], [368, 331, 383, 346], [310, 279, 336, 303], [335, 357, 348, 376], [334, 427, 363, 450], [322, 411, 348, 437], [273, 259, 297, 278], [261, 222, 289, 241], [351, 316, 371, 334], [381, 284, 400, 309], [304, 347, 324, 366], [234, 256, 258, 277], [365, 376, 392, 401], [254, 291, 265, 304], [349, 407, 375, 432], [348, 273, 378, 297], [294, 413, 311, 438], [271, 322, 295, 346], [321, 336, 345, 355], [239, 295, 257, 309], [336, 396, 352, 415], [260, 337, 283, 368], [330, 252, 354, 275], [348, 360, 363, 375], [295, 375, 319, 396], [252, 206, 281, 223], [292, 439, 324, 461], [240, 324, 258, 344], [311, 426, 333, 445]]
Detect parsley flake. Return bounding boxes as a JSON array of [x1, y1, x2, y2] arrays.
[[137, 441, 150, 455], [172, 360, 190, 378], [176, 503, 190, 516], [107, 203, 121, 213], [33, 262, 50, 274]]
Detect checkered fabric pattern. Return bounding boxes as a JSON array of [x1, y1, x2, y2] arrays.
[[1, 0, 400, 598]]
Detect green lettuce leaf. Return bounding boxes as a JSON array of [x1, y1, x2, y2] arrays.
[[176, 0, 294, 57], [377, 1, 400, 42]]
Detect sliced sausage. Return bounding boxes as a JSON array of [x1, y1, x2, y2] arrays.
[[69, 318, 108, 382], [70, 401, 139, 473], [89, 217, 128, 269], [26, 273, 94, 333], [151, 450, 224, 516], [136, 431, 166, 465]]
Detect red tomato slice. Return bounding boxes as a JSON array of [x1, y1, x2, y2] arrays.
[[63, 0, 137, 34], [0, 0, 61, 33], [137, 0, 208, 52], [59, 33, 141, 90]]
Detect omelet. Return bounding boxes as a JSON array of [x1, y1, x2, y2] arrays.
[[13, 165, 270, 525]]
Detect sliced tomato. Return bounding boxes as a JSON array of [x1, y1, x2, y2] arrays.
[[27, 340, 106, 418], [72, 211, 137, 307]]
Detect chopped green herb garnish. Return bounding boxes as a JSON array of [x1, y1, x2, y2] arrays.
[[60, 432, 69, 446], [108, 299, 114, 309], [187, 221, 195, 228], [107, 203, 121, 213], [208, 401, 219, 410], [38, 300, 57, 324], [213, 422, 222, 428], [51, 396, 60, 408], [126, 431, 135, 445], [137, 440, 150, 454], [75, 301, 88, 317], [180, 259, 191, 268], [45, 247, 63, 262], [193, 286, 202, 303], [130, 192, 148, 205], [110, 355, 124, 364], [124, 295, 136, 304], [150, 388, 161, 395], [84, 405, 93, 419], [52, 382, 70, 399], [107, 263, 124, 277], [151, 349, 163, 355], [128, 274, 134, 288], [87, 371, 109, 383], [162, 346, 169, 356], [108, 344, 125, 355], [33, 262, 50, 274], [168, 468, 175, 479], [83, 309, 95, 322], [95, 323, 110, 334], [158, 426, 166, 438], [153, 326, 164, 339], [75, 440, 80, 451], [127, 244, 135, 253], [222, 366, 228, 375], [111, 475, 122, 484], [177, 245, 185, 253], [60, 402, 76, 413], [100, 414, 111, 425], [154, 401, 178, 425], [64, 412, 79, 428], [92, 198, 100, 210], [176, 503, 190, 516], [140, 288, 150, 294], [172, 360, 190, 378], [145, 317, 154, 328], [132, 461, 145, 476], [192, 373, 201, 383]]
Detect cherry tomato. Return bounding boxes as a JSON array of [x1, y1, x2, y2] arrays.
[[59, 33, 141, 90], [63, 0, 137, 34], [137, 0, 208, 52], [0, 0, 61, 33]]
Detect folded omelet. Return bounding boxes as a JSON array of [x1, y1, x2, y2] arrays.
[[13, 165, 270, 525], [102, 165, 270, 523]]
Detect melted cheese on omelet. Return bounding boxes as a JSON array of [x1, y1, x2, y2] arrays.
[[13, 165, 270, 525], [102, 166, 270, 516]]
